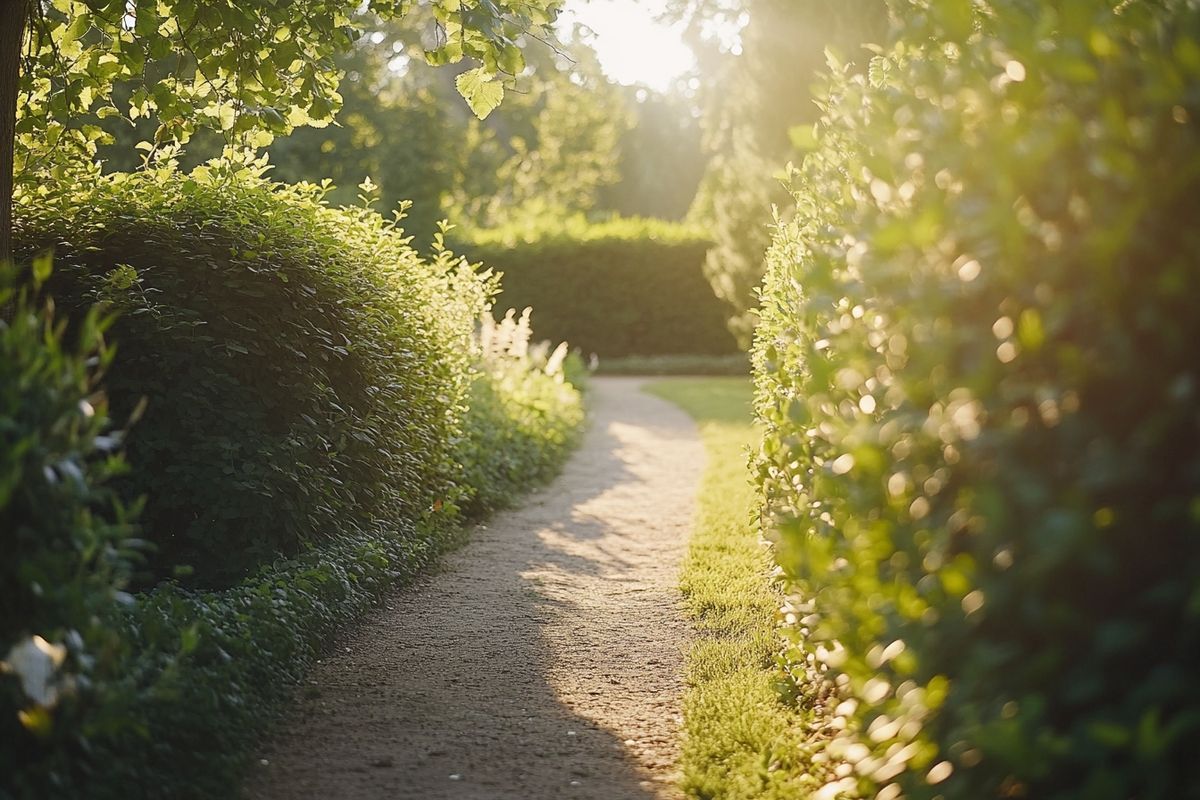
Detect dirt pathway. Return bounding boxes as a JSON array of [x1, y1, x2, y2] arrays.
[[246, 377, 704, 800]]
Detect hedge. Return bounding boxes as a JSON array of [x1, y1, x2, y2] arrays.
[[15, 158, 488, 586], [2, 162, 585, 797], [0, 264, 583, 799], [459, 216, 741, 358], [754, 2, 1200, 799]]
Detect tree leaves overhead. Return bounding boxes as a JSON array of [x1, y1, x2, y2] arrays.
[[15, 0, 561, 169]]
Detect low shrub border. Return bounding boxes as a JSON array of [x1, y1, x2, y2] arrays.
[[3, 166, 587, 797]]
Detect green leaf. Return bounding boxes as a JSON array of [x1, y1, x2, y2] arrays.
[[455, 67, 504, 119]]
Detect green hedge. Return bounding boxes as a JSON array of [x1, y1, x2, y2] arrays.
[[460, 216, 740, 358], [1, 257, 584, 798], [755, 2, 1200, 799], [16, 159, 488, 585]]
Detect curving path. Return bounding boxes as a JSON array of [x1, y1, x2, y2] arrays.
[[246, 377, 704, 800]]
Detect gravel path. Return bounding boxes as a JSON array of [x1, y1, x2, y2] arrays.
[[245, 377, 704, 800]]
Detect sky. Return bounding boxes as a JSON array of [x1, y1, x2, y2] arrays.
[[559, 0, 697, 91]]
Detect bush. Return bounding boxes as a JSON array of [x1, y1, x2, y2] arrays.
[[458, 309, 586, 515], [15, 155, 488, 585], [754, 2, 1200, 798], [459, 215, 740, 358], [1, 249, 586, 798], [0, 257, 141, 793]]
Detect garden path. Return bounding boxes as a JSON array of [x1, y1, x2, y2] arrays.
[[246, 377, 703, 800]]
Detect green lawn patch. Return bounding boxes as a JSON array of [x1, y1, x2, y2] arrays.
[[644, 378, 824, 800]]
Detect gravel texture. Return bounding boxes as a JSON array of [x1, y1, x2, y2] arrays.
[[245, 377, 703, 800]]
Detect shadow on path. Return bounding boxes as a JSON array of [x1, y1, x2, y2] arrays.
[[244, 377, 705, 800]]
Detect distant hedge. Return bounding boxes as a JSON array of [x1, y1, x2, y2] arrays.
[[16, 160, 487, 585], [460, 217, 740, 358], [755, 2, 1200, 799]]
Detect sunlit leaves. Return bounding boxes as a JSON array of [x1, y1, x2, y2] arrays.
[[14, 0, 561, 170], [755, 0, 1200, 798], [455, 67, 505, 119]]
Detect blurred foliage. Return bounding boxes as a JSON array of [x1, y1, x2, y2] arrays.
[[92, 12, 684, 242], [15, 152, 489, 586], [0, 256, 143, 793], [678, 0, 887, 347], [599, 87, 707, 221], [754, 1, 1200, 797], [459, 216, 739, 358]]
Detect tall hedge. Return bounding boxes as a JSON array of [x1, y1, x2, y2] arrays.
[[3, 189, 585, 795], [15, 158, 488, 585], [460, 217, 740, 358], [755, 2, 1200, 798]]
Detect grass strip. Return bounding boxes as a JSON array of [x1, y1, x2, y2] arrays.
[[645, 378, 823, 800]]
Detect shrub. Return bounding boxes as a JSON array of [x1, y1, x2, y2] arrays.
[[1, 252, 586, 799], [458, 215, 740, 358], [458, 309, 586, 515], [15, 155, 489, 585], [754, 2, 1200, 798], [0, 257, 141, 794]]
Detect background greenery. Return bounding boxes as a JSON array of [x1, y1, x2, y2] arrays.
[[460, 216, 739, 358]]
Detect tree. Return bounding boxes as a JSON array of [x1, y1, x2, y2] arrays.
[[669, 0, 887, 346], [0, 0, 562, 260]]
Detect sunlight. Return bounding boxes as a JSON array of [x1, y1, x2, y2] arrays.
[[560, 0, 695, 90]]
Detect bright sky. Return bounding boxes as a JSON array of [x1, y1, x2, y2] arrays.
[[560, 0, 696, 91]]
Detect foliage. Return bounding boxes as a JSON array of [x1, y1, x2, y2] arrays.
[[754, 1, 1200, 798], [15, 154, 489, 585], [682, 0, 886, 347], [15, 0, 561, 160], [0, 256, 142, 793], [457, 308, 585, 515], [444, 36, 630, 230], [2, 246, 585, 800], [460, 216, 739, 358], [599, 87, 707, 222], [646, 378, 822, 800]]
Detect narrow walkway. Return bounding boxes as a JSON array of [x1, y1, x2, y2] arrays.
[[246, 377, 704, 799]]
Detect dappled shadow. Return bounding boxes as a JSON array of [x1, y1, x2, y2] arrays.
[[243, 377, 705, 800]]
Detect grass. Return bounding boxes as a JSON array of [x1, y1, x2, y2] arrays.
[[644, 378, 824, 800]]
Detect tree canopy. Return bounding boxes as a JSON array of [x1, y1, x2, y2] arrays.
[[0, 0, 563, 258]]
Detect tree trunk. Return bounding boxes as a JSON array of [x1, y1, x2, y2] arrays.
[[0, 0, 28, 264]]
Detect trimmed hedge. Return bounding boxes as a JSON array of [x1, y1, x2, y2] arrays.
[[755, 2, 1200, 799], [459, 216, 740, 358], [16, 159, 488, 585], [1, 264, 584, 798]]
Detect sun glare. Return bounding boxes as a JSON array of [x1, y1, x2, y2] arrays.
[[560, 0, 697, 91]]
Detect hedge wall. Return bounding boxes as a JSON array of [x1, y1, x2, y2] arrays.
[[460, 216, 740, 358], [15, 159, 488, 585], [2, 162, 585, 797], [755, 2, 1200, 798]]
